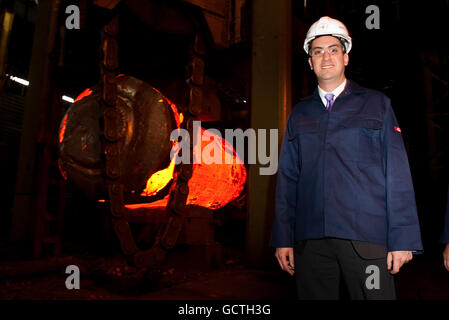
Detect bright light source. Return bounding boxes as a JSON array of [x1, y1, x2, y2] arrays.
[[62, 95, 75, 103], [9, 76, 29, 86]]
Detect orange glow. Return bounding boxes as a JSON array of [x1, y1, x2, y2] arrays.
[[140, 155, 176, 197], [186, 127, 246, 209], [98, 199, 106, 203], [126, 126, 246, 211], [74, 88, 93, 103], [136, 98, 184, 197], [57, 159, 67, 181], [167, 98, 183, 128], [59, 113, 68, 144], [125, 195, 169, 210]]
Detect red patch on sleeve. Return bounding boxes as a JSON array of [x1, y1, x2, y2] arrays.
[[394, 126, 401, 133]]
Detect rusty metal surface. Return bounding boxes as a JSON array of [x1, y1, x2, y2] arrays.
[[59, 15, 199, 270], [186, 34, 221, 121], [59, 11, 223, 271], [59, 75, 175, 199]]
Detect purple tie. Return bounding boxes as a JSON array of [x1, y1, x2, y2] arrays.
[[325, 93, 335, 111]]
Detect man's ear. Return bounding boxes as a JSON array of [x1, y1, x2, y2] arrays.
[[344, 53, 349, 66], [308, 57, 313, 70]]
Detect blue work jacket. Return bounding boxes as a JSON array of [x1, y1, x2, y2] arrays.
[[441, 188, 449, 244], [270, 80, 423, 252]]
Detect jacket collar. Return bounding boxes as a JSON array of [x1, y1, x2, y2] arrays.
[[311, 79, 366, 102]]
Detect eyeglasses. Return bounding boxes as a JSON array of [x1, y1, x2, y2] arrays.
[[309, 45, 344, 57]]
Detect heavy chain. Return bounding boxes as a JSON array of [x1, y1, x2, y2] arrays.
[[100, 16, 203, 269]]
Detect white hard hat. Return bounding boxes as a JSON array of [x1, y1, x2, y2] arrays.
[[303, 16, 352, 54]]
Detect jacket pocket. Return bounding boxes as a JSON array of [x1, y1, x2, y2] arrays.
[[339, 117, 382, 163], [340, 118, 382, 130], [296, 118, 321, 168]]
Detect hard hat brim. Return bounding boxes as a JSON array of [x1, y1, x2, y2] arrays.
[[303, 34, 352, 55]]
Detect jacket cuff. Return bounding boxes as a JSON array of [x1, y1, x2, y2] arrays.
[[387, 225, 423, 252]]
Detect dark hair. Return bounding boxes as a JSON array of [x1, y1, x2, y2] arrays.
[[337, 38, 347, 53]]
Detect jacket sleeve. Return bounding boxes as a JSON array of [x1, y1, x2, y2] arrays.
[[270, 116, 299, 248], [440, 187, 449, 244], [382, 96, 423, 252]]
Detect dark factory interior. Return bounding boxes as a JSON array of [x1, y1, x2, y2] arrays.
[[0, 0, 449, 301]]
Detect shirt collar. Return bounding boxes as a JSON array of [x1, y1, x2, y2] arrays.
[[317, 79, 347, 107]]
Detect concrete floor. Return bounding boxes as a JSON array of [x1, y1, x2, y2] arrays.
[[0, 241, 296, 300], [1, 241, 449, 301]]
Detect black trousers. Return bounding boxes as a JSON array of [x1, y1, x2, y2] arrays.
[[294, 238, 396, 300]]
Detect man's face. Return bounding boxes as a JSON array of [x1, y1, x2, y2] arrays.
[[308, 35, 349, 84]]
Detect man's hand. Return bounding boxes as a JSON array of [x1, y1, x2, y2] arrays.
[[443, 244, 449, 271], [275, 247, 295, 276], [387, 251, 413, 274]]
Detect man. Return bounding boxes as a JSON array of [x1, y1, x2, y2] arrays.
[[270, 16, 423, 300], [442, 188, 449, 271]]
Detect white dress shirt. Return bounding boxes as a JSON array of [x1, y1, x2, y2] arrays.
[[317, 79, 347, 108]]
